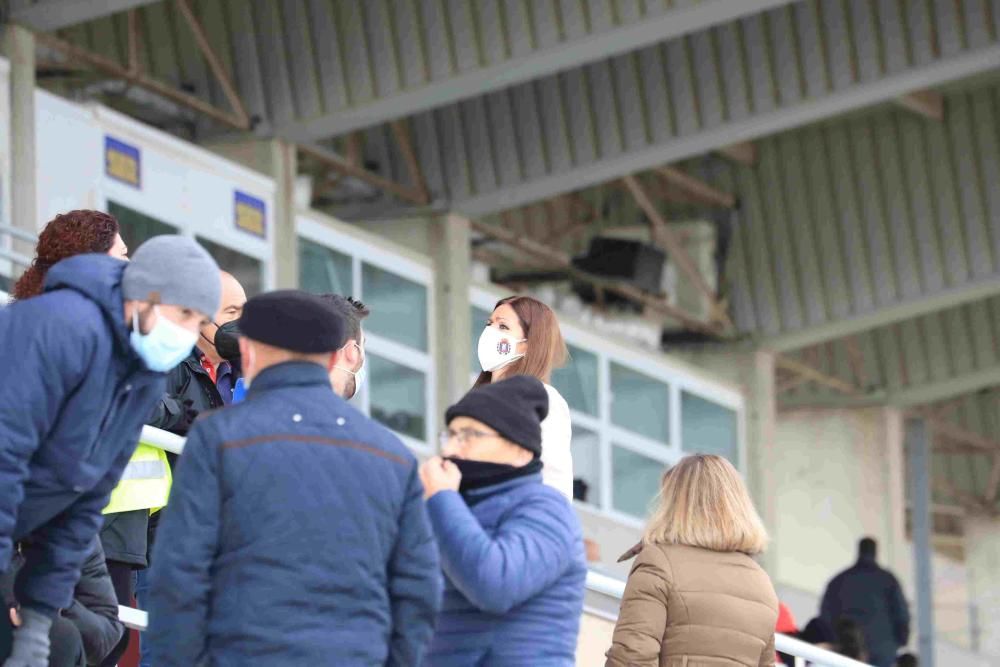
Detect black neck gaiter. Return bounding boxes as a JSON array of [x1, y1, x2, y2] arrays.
[[445, 457, 543, 499]]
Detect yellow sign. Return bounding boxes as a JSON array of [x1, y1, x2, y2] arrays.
[[105, 136, 141, 188], [234, 191, 266, 237]]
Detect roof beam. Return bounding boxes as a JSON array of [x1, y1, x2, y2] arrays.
[[297, 143, 427, 206], [715, 142, 758, 167], [895, 90, 945, 122], [9, 0, 160, 32], [468, 218, 723, 336], [390, 119, 431, 205], [774, 355, 860, 396], [656, 167, 736, 208], [622, 174, 733, 330], [888, 365, 1000, 408], [277, 0, 799, 142], [763, 276, 1000, 352], [450, 43, 1000, 217], [34, 31, 250, 130]]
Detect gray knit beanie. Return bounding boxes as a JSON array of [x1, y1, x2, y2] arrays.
[[122, 235, 221, 316]]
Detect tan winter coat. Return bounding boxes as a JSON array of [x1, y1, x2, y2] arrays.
[[605, 543, 779, 667]]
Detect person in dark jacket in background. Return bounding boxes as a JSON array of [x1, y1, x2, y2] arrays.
[[821, 537, 910, 667], [0, 234, 220, 667], [148, 290, 441, 667], [112, 271, 246, 667], [420, 375, 586, 666], [3, 537, 123, 667]]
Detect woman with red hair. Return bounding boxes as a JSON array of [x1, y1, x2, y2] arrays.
[[12, 210, 127, 300]]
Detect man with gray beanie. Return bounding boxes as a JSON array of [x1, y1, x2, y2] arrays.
[[0, 233, 220, 667]]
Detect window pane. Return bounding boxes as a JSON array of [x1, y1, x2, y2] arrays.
[[611, 363, 670, 442], [197, 237, 263, 297], [682, 391, 739, 464], [470, 306, 491, 372], [612, 445, 666, 518], [571, 426, 601, 507], [552, 345, 599, 416], [368, 353, 426, 442], [362, 263, 428, 351], [298, 238, 352, 296], [108, 201, 176, 249]]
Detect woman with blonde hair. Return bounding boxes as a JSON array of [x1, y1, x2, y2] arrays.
[[606, 454, 778, 667], [473, 295, 573, 498]]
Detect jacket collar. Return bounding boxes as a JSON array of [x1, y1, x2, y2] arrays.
[[246, 361, 332, 395], [461, 472, 542, 505]]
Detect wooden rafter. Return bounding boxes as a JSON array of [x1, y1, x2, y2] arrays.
[[656, 167, 736, 208], [35, 32, 251, 130], [621, 174, 733, 330], [928, 418, 1000, 452], [986, 455, 1000, 504], [468, 218, 723, 336], [934, 479, 999, 517], [127, 9, 140, 75], [775, 354, 860, 396], [895, 90, 945, 122], [175, 0, 250, 127], [716, 142, 757, 166], [845, 336, 868, 388], [390, 120, 430, 205], [298, 143, 426, 205]]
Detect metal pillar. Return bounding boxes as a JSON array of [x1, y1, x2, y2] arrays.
[[1, 24, 37, 269], [430, 213, 471, 440], [907, 418, 936, 666]]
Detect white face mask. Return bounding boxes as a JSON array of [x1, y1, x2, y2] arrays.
[[334, 342, 366, 400], [129, 306, 199, 373], [477, 325, 525, 373]]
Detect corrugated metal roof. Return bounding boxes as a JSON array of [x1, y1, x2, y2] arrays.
[[927, 390, 1000, 509], [349, 0, 1000, 217], [778, 296, 1000, 407], [51, 0, 794, 137]]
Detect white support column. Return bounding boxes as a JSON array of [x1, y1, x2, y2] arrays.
[[2, 24, 36, 269], [430, 213, 470, 438]]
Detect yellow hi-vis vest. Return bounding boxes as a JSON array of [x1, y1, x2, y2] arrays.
[[102, 443, 172, 515]]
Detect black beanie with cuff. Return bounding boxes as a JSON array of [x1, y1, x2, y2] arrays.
[[445, 375, 549, 457]]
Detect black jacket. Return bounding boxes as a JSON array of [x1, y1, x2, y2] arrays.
[[4, 538, 123, 666], [101, 352, 235, 566], [820, 555, 910, 660]]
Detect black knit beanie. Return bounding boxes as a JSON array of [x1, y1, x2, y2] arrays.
[[445, 375, 549, 456]]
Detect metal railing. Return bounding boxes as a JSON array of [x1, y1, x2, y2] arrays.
[[586, 571, 872, 667]]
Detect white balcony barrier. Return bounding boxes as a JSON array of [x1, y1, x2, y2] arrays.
[[586, 571, 872, 667]]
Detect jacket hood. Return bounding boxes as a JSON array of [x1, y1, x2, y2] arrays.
[[44, 254, 130, 350]]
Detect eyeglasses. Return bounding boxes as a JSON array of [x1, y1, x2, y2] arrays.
[[439, 428, 501, 448]]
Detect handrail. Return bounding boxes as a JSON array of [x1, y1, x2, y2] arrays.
[[140, 425, 186, 455], [585, 571, 872, 667], [0, 222, 38, 245]]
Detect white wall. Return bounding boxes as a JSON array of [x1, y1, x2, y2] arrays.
[[772, 407, 910, 595], [965, 516, 1000, 655]]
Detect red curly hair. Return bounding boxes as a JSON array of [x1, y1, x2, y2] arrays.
[[12, 210, 120, 300]]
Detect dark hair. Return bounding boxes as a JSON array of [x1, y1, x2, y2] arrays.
[[319, 294, 370, 343], [474, 296, 568, 387], [895, 653, 918, 667], [859, 537, 878, 559], [12, 210, 120, 300], [835, 617, 868, 661]]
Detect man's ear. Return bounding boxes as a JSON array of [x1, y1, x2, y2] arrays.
[[326, 349, 343, 372], [341, 339, 361, 366]]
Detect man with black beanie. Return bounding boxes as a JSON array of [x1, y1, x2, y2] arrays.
[[147, 290, 441, 667], [420, 375, 587, 666]]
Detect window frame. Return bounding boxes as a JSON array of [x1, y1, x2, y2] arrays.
[[470, 284, 746, 525], [298, 212, 437, 455]]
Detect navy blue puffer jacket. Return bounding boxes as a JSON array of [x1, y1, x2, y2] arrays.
[[0, 255, 165, 616]]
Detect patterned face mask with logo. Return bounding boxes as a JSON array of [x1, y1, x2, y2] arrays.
[[477, 325, 526, 373]]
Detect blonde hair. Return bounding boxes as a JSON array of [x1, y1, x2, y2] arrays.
[[643, 454, 768, 555]]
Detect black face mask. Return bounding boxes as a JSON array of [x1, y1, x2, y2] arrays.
[[444, 457, 543, 497], [214, 320, 242, 363]]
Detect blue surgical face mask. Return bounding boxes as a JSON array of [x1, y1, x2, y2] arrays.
[[130, 306, 199, 373]]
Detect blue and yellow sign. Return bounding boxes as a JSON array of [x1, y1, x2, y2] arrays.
[[105, 136, 141, 188], [234, 191, 266, 238]]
